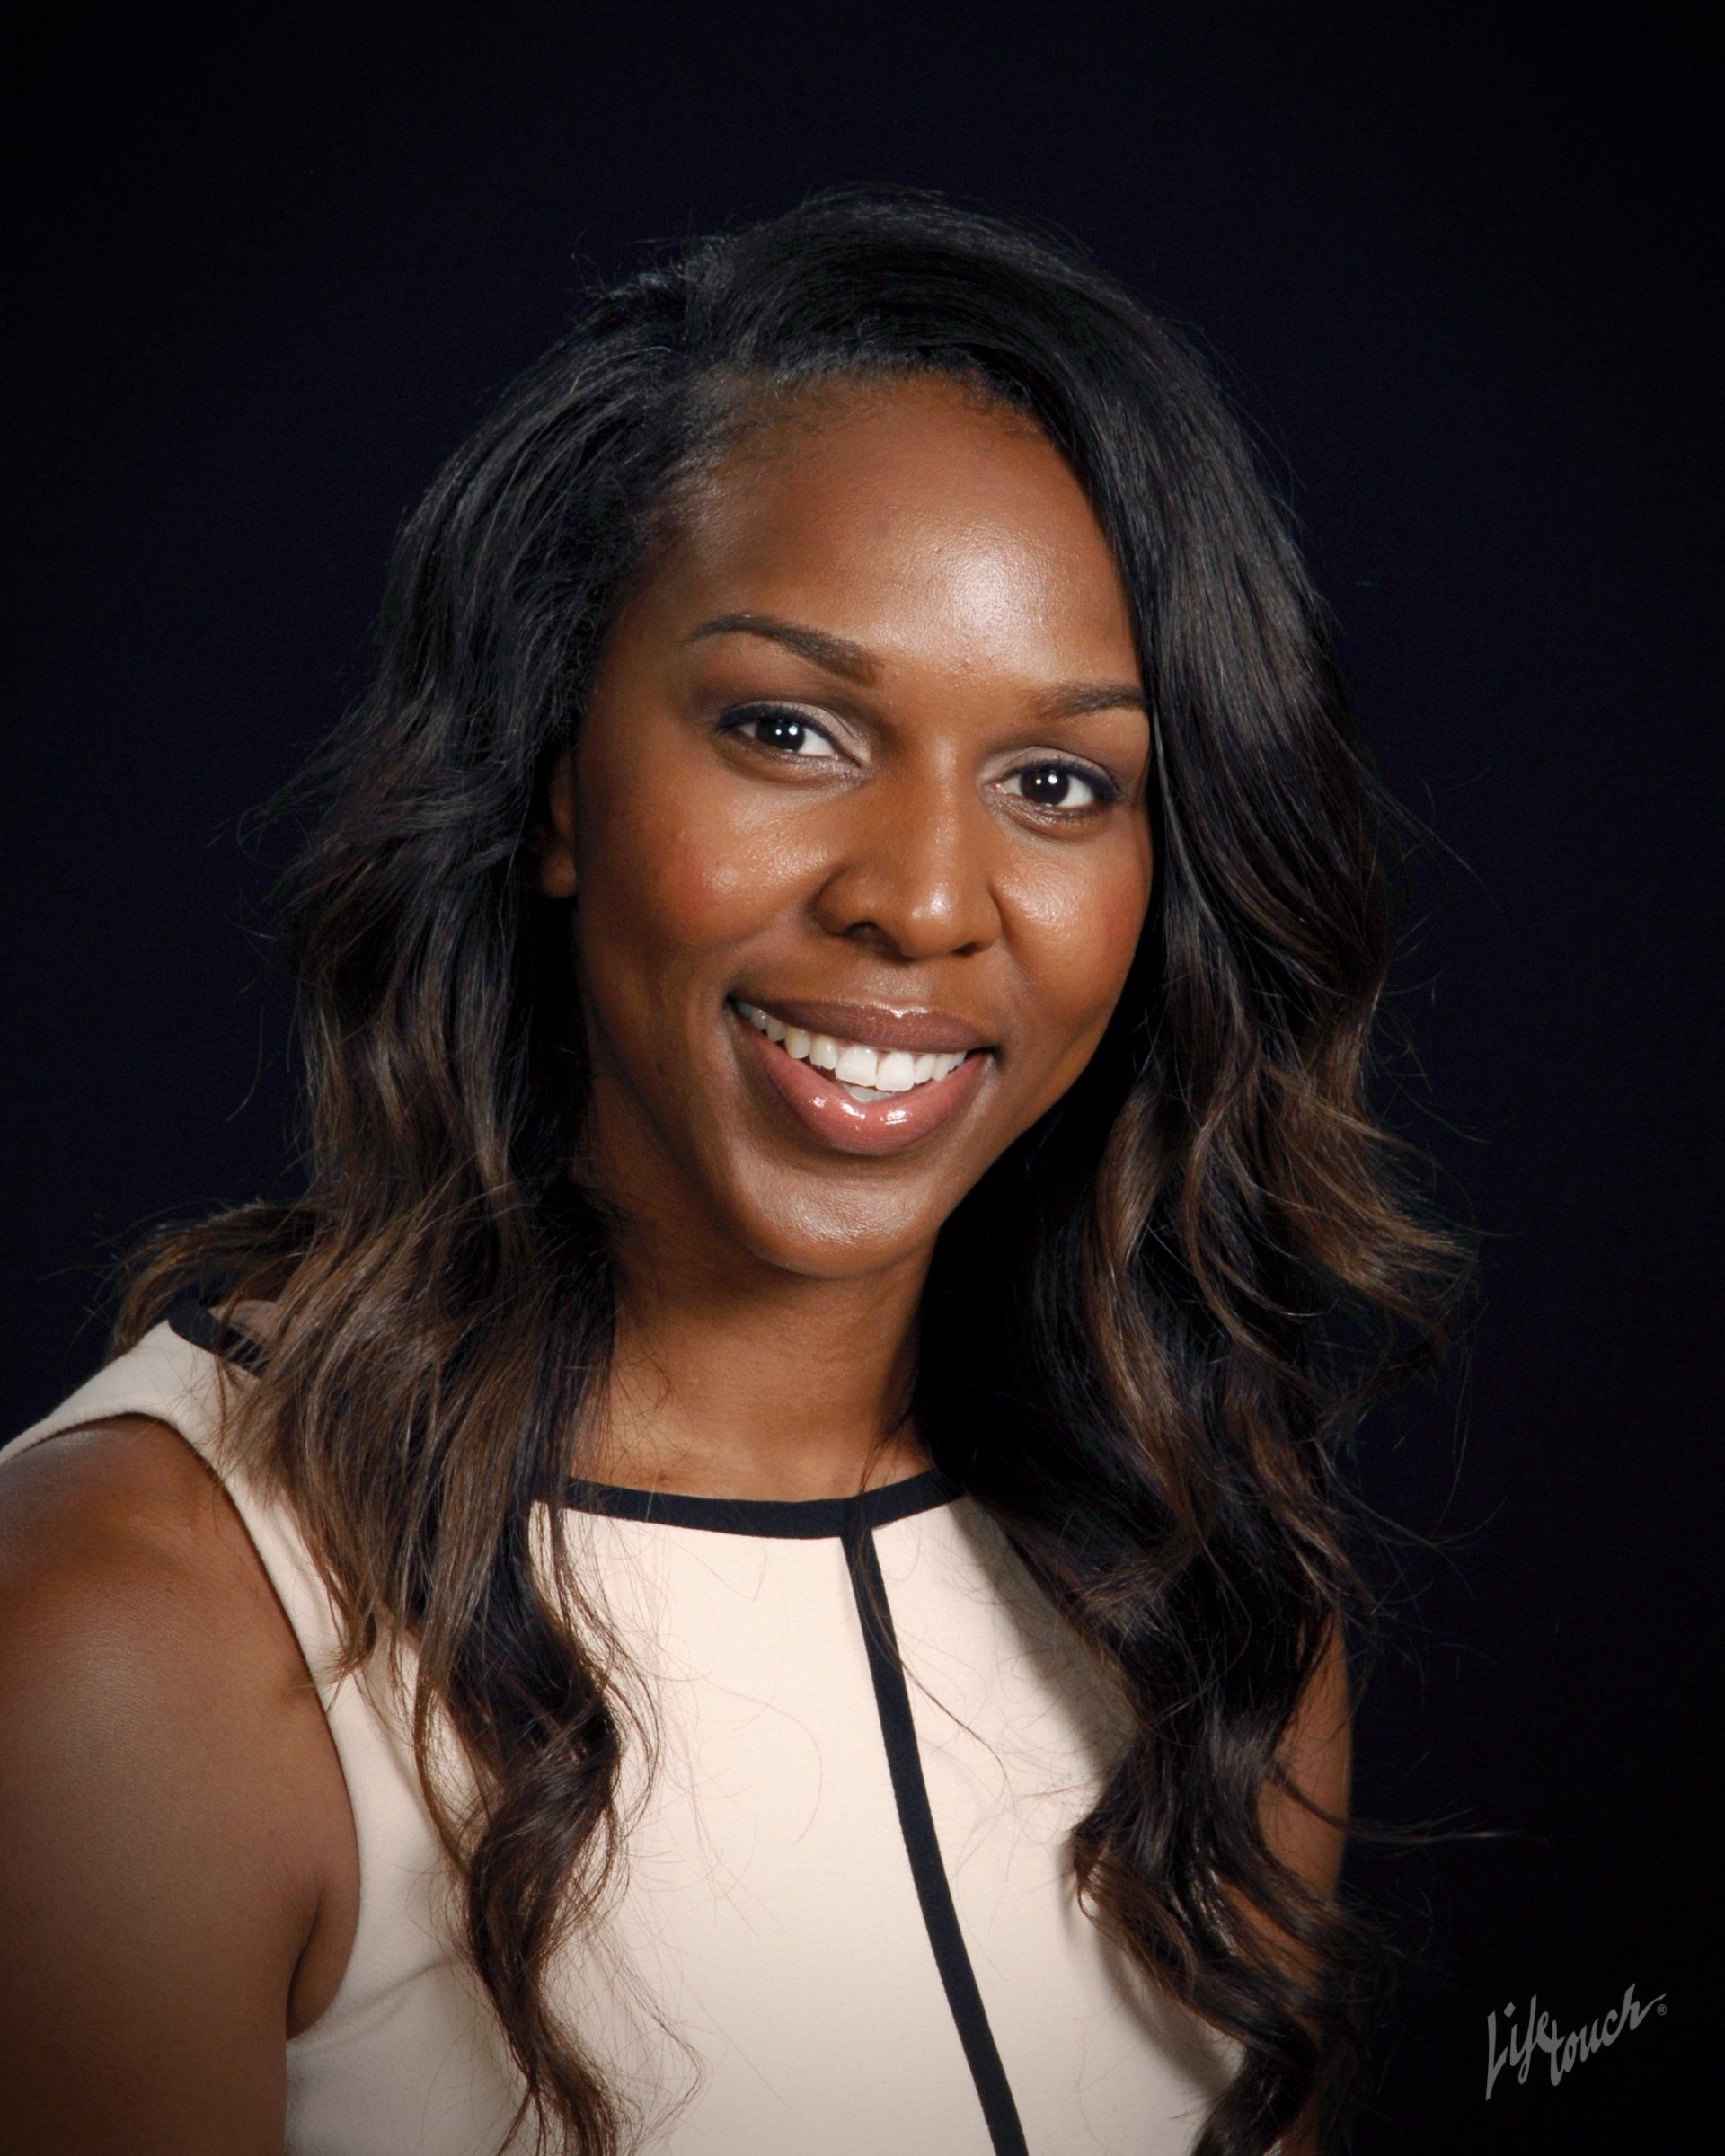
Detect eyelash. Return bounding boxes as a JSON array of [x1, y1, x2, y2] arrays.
[[716, 703, 1123, 815]]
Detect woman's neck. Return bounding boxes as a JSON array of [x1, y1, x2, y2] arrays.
[[584, 1230, 933, 1503]]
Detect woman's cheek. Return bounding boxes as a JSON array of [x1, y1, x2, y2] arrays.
[[640, 817, 759, 947], [579, 706, 809, 960], [625, 798, 820, 957], [1008, 838, 1153, 1059]]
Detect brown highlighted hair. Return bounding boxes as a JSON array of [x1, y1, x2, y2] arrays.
[[116, 189, 1473, 2154]]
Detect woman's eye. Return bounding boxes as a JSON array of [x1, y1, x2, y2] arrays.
[[724, 705, 842, 759], [1009, 761, 1112, 811]]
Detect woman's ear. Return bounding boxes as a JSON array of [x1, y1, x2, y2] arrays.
[[529, 747, 579, 899]]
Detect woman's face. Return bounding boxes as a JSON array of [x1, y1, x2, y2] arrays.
[[535, 376, 1154, 1281]]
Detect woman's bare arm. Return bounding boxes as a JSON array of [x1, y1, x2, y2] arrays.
[[1266, 1616, 1352, 1898], [1260, 1618, 1353, 2156], [0, 1418, 336, 2155]]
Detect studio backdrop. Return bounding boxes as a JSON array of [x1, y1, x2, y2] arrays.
[[5, 8, 1716, 2152]]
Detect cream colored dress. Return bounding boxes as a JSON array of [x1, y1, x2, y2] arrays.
[[0, 1306, 1234, 2154]]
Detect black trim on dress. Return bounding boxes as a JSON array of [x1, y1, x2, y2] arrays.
[[844, 1504, 1030, 2156], [165, 1294, 270, 1374], [563, 1467, 962, 1537]]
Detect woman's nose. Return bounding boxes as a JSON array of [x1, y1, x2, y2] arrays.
[[809, 771, 1003, 960]]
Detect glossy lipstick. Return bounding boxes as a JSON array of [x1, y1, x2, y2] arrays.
[[728, 996, 992, 1157]]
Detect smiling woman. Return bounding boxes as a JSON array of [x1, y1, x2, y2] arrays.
[[545, 374, 1154, 1285], [0, 192, 1469, 2156]]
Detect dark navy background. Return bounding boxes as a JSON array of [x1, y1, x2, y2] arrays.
[[4, 7, 1716, 2147]]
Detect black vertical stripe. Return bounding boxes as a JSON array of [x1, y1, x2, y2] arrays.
[[844, 1507, 1030, 2156]]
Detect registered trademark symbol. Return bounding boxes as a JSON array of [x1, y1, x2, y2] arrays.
[[1657, 2002, 1667, 2015]]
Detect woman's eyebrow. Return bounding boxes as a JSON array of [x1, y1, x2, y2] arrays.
[[683, 611, 1148, 720], [1024, 681, 1150, 722], [683, 612, 878, 684]]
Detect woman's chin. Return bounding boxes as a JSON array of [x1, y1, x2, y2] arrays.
[[712, 1170, 955, 1285]]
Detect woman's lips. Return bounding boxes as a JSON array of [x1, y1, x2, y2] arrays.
[[728, 999, 991, 1157]]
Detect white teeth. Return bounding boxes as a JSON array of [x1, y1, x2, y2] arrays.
[[736, 1001, 975, 1099], [834, 1043, 879, 1086]]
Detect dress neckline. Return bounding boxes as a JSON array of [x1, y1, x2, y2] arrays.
[[165, 1295, 964, 1539], [561, 1466, 962, 1538]]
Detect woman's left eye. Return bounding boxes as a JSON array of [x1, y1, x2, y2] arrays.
[[1007, 762, 1114, 811]]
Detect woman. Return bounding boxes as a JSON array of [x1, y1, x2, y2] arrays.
[[0, 191, 1467, 2156]]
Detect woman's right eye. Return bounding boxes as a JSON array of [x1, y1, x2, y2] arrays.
[[720, 705, 844, 759]]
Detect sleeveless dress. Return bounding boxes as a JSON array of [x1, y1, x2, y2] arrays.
[[0, 1307, 1235, 2155]]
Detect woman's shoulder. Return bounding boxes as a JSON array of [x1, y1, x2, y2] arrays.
[[0, 1408, 360, 2049], [0, 1404, 337, 1861], [0, 1401, 303, 1643], [0, 1407, 256, 1575]]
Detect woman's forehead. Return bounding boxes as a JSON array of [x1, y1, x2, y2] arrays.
[[636, 377, 1141, 685]]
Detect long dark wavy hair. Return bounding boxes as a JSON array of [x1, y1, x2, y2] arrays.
[[113, 189, 1472, 2155]]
